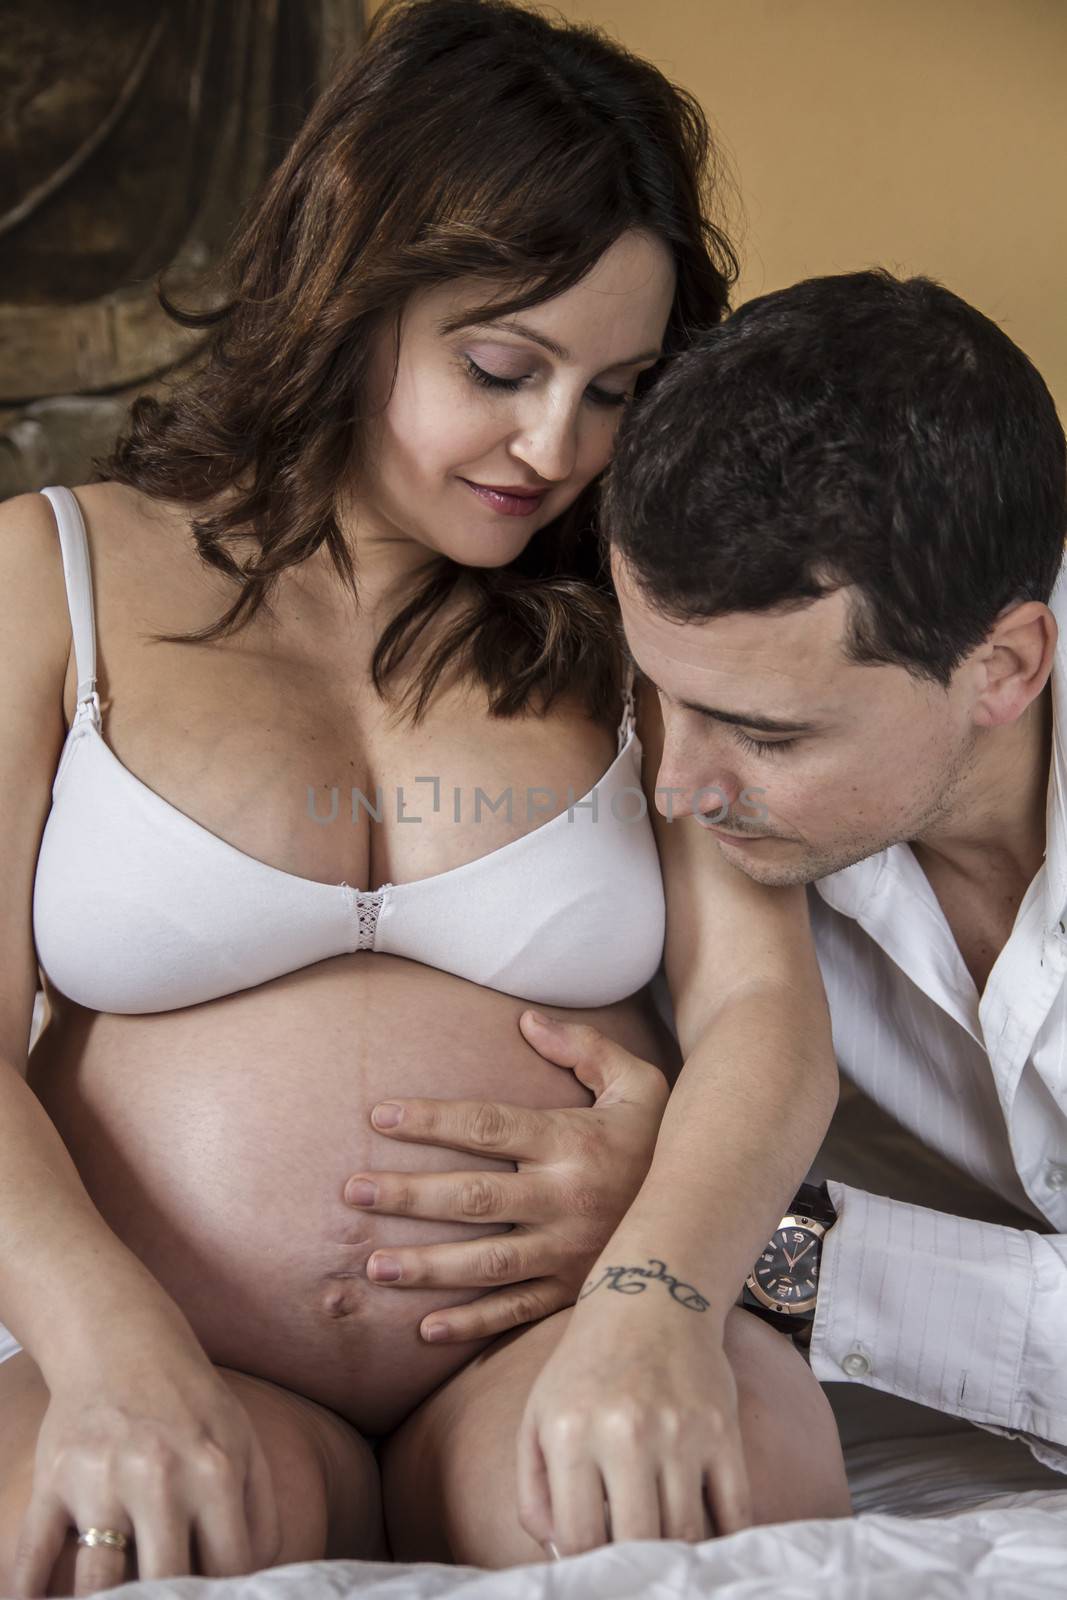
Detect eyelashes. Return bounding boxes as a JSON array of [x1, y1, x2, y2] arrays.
[[732, 729, 797, 757], [464, 358, 523, 393], [463, 357, 630, 409]]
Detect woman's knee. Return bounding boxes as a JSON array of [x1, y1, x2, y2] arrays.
[[723, 1304, 852, 1524], [0, 1353, 385, 1597], [0, 1355, 55, 1596], [379, 1308, 572, 1567], [207, 1369, 388, 1563], [382, 1303, 849, 1569]]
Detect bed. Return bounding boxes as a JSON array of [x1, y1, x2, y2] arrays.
[[87, 1476, 1067, 1600]]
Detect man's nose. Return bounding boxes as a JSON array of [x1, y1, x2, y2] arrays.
[[509, 399, 580, 484], [655, 743, 741, 820]]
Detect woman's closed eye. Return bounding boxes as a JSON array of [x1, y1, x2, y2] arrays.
[[463, 357, 631, 409]]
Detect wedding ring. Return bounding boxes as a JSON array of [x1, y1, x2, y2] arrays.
[[76, 1528, 131, 1551]]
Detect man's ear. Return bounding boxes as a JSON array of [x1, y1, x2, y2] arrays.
[[971, 601, 1057, 730]]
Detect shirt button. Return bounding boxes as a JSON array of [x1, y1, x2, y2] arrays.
[[1048, 1163, 1067, 1191], [842, 1350, 871, 1378]]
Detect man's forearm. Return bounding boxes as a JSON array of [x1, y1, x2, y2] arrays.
[[582, 980, 838, 1324]]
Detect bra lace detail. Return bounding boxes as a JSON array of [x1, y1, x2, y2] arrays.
[[347, 883, 391, 950]]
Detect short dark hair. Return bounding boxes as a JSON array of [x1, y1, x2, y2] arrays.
[[603, 269, 1067, 686]]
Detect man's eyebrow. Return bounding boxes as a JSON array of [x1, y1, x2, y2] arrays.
[[633, 668, 818, 734], [678, 698, 819, 735], [445, 317, 662, 368]]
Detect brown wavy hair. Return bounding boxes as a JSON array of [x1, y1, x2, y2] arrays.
[[99, 0, 738, 723]]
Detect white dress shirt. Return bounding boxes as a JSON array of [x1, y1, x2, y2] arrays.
[[806, 565, 1067, 1475]]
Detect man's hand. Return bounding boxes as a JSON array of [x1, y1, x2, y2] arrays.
[[343, 1012, 671, 1344]]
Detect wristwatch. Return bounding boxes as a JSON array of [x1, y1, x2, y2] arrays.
[[740, 1181, 837, 1348]]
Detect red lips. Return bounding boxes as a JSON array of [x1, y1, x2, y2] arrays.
[[460, 479, 547, 517]]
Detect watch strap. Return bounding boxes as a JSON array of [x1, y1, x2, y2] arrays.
[[789, 1179, 836, 1229]]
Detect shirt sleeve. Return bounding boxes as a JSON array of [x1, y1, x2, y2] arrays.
[[807, 1180, 1067, 1475]]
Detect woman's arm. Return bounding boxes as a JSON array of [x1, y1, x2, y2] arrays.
[[0, 1051, 212, 1378], [595, 679, 838, 1317], [0, 494, 192, 1380], [0, 493, 281, 1595], [582, 977, 836, 1325], [512, 683, 840, 1557]]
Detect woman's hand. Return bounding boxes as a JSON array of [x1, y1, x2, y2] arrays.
[[344, 1015, 671, 1343], [515, 1277, 753, 1559], [13, 1327, 281, 1598]]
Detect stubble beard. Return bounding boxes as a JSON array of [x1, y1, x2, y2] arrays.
[[719, 728, 982, 889]]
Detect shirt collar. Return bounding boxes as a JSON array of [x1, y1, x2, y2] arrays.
[[815, 558, 1067, 933]]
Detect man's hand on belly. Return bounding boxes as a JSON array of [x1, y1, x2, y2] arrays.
[[342, 1013, 670, 1343]]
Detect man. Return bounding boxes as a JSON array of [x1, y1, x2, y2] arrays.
[[344, 269, 1067, 1491], [597, 267, 1067, 1483]]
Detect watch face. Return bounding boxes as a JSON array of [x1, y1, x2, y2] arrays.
[[748, 1221, 821, 1315]]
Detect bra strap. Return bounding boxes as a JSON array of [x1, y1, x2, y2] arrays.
[[40, 487, 101, 732], [617, 655, 636, 752]]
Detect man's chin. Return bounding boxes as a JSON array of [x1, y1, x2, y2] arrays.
[[708, 831, 812, 886], [711, 807, 930, 886], [710, 832, 859, 889]]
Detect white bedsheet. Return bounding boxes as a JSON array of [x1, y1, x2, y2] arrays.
[[84, 1387, 1067, 1600], [89, 1489, 1067, 1600]]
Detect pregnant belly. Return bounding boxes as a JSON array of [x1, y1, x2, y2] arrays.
[[30, 955, 676, 1435]]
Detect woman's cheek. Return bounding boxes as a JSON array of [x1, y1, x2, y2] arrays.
[[442, 394, 517, 464], [556, 416, 617, 505], [592, 412, 626, 476]]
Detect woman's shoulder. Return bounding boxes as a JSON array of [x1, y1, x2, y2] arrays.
[[41, 482, 264, 729], [67, 480, 239, 621], [69, 479, 193, 560]]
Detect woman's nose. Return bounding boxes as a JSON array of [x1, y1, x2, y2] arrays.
[[508, 400, 580, 484]]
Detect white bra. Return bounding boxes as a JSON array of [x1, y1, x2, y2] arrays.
[[32, 487, 666, 1013]]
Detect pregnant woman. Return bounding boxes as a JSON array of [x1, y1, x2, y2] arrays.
[[0, 0, 848, 1591]]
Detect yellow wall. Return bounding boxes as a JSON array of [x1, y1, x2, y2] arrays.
[[367, 0, 1067, 413]]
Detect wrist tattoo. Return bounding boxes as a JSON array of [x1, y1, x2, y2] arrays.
[[578, 1258, 710, 1312]]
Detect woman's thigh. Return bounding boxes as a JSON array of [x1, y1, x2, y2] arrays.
[[0, 1350, 387, 1597], [379, 1303, 851, 1568]]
